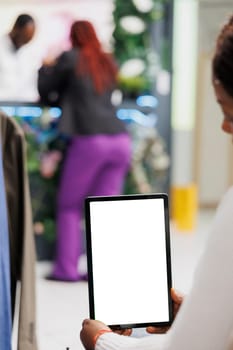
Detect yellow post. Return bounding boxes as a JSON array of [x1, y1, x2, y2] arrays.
[[171, 183, 198, 231]]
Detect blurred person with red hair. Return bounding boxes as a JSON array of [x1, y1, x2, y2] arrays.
[[38, 20, 131, 282]]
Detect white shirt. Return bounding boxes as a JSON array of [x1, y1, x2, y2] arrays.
[[96, 186, 233, 350], [0, 35, 40, 101]]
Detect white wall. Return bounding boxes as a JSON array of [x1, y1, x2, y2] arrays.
[[0, 0, 114, 56]]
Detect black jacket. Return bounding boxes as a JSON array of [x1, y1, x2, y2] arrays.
[[38, 49, 127, 136]]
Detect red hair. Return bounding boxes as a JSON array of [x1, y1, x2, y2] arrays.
[[70, 20, 118, 94]]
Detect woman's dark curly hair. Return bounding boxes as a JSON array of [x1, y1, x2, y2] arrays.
[[213, 15, 233, 97]]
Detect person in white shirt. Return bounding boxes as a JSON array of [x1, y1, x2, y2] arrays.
[[0, 14, 38, 101], [80, 13, 233, 350]]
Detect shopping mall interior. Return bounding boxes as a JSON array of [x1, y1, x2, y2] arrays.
[[1, 0, 233, 349]]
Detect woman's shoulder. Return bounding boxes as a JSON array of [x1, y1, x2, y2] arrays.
[[58, 48, 78, 60], [213, 186, 233, 223], [57, 49, 78, 68], [221, 186, 233, 202], [61, 48, 78, 56]]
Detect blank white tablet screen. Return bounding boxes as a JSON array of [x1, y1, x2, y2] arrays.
[[89, 198, 170, 326]]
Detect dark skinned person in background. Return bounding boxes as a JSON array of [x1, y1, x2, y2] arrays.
[[0, 13, 38, 101]]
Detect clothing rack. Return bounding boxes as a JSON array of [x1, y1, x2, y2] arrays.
[[0, 111, 37, 350]]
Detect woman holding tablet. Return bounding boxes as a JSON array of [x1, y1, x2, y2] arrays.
[[80, 14, 233, 350]]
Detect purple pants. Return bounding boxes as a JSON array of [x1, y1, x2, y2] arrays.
[[52, 133, 131, 280]]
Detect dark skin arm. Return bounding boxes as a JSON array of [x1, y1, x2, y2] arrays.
[[80, 319, 112, 350]]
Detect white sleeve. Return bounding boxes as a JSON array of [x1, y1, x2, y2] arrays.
[[95, 187, 233, 350]]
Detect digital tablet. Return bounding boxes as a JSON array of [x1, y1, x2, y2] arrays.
[[85, 193, 173, 330]]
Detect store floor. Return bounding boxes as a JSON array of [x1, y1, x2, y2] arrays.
[[13, 209, 215, 350]]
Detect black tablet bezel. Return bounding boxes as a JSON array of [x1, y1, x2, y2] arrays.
[[85, 193, 173, 330]]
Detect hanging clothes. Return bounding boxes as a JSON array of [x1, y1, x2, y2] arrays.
[[0, 140, 12, 350], [0, 112, 37, 350]]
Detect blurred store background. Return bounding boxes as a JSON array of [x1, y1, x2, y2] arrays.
[[0, 0, 232, 259]]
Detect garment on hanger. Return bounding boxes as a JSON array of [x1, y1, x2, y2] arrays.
[[0, 112, 37, 350], [0, 140, 12, 350]]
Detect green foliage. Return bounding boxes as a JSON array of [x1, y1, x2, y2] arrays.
[[29, 170, 59, 242], [112, 0, 169, 95], [16, 113, 67, 243], [118, 74, 150, 97]]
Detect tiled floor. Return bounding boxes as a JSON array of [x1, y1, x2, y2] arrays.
[[13, 209, 215, 350]]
